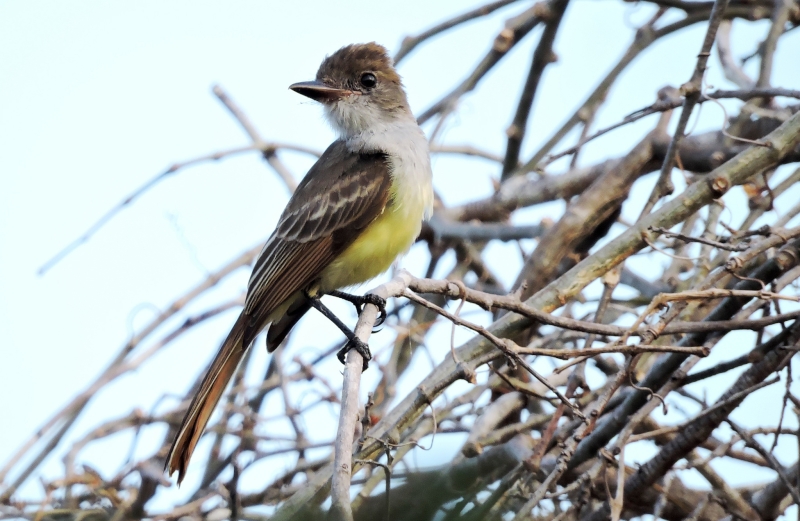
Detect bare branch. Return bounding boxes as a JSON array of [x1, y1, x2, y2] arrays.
[[394, 0, 521, 64]]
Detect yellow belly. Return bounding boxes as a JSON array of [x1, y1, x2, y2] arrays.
[[318, 198, 422, 292]]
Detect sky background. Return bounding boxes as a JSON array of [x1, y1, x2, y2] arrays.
[[2, 0, 800, 515]]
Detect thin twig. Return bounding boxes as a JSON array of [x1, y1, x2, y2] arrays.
[[394, 0, 521, 64], [639, 0, 732, 217]]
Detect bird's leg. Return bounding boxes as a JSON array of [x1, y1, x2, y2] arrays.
[[327, 290, 387, 327], [304, 292, 371, 370]]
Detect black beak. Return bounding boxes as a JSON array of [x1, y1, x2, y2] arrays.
[[289, 81, 353, 103]]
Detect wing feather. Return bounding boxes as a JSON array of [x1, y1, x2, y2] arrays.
[[168, 135, 393, 485], [242, 141, 392, 347]]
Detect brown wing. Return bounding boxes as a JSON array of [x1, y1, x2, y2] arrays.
[[166, 141, 392, 484], [242, 140, 392, 348]]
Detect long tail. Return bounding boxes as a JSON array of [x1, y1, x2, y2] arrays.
[[166, 312, 248, 484]]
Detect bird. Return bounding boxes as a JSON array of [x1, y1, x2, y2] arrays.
[[166, 42, 434, 484]]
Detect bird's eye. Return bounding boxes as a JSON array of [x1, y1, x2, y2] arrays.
[[360, 73, 377, 89]]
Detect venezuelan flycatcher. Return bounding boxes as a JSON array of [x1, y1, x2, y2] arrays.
[[166, 43, 433, 483]]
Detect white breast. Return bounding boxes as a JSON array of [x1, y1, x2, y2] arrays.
[[345, 118, 434, 222]]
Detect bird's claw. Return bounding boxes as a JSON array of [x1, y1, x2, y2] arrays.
[[337, 337, 372, 371], [329, 290, 387, 328], [361, 294, 387, 329]]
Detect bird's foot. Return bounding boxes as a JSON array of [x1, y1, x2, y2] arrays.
[[337, 337, 372, 371], [303, 291, 371, 370], [328, 290, 387, 328]]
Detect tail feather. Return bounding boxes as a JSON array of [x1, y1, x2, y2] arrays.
[[266, 299, 310, 352], [166, 312, 249, 484]]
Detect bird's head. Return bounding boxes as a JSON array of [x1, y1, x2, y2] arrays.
[[290, 43, 412, 138]]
